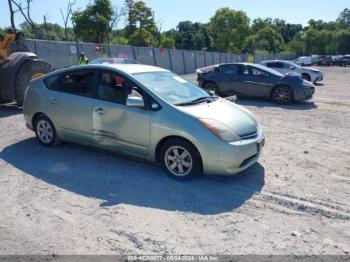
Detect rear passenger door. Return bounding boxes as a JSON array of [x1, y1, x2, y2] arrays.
[[240, 66, 274, 98], [45, 69, 98, 143], [215, 64, 243, 94]]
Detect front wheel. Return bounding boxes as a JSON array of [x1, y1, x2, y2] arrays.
[[203, 81, 220, 96], [34, 115, 61, 147], [271, 86, 293, 104], [160, 138, 202, 180]]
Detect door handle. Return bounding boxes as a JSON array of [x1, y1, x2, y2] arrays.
[[49, 98, 57, 104], [94, 107, 105, 115]]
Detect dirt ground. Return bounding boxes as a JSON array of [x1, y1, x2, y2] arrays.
[[0, 66, 349, 255]]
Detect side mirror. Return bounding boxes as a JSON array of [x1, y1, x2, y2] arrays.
[[290, 66, 296, 70], [127, 96, 145, 108]]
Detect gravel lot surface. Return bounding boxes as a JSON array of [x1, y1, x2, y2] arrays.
[[0, 66, 349, 255]]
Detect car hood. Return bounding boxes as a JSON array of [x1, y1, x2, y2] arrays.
[[177, 99, 258, 137], [303, 67, 321, 73], [282, 72, 303, 82]]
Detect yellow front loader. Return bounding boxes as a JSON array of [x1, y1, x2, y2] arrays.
[[0, 29, 54, 106]]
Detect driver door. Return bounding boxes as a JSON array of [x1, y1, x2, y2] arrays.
[[92, 70, 151, 156]]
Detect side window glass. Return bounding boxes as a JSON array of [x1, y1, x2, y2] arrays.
[[242, 66, 250, 75], [58, 71, 95, 97], [98, 71, 132, 105], [44, 75, 59, 90], [220, 65, 239, 75], [251, 68, 269, 78]]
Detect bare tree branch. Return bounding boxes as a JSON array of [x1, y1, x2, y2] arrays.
[[8, 0, 16, 30], [11, 0, 35, 29], [60, 0, 76, 40]]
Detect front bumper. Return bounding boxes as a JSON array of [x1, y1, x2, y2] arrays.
[[314, 73, 323, 83], [294, 84, 315, 101], [198, 127, 265, 176]]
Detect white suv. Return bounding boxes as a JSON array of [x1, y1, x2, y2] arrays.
[[260, 60, 323, 83]]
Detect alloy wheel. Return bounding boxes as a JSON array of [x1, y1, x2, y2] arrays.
[[36, 119, 54, 144], [272, 87, 292, 104], [164, 146, 193, 177]]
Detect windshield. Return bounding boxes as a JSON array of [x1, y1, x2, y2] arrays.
[[285, 61, 301, 69], [133, 71, 211, 105], [253, 63, 284, 77]]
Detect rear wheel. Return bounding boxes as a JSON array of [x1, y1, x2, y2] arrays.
[[15, 59, 54, 106], [271, 86, 293, 104], [160, 138, 202, 180], [34, 115, 60, 147]]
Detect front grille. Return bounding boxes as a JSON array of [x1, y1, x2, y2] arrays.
[[240, 131, 258, 140]]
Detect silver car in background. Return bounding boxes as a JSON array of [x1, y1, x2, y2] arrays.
[[260, 60, 323, 83], [23, 64, 265, 180]]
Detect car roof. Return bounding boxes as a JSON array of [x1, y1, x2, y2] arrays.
[[55, 64, 169, 75], [261, 60, 288, 63], [216, 62, 284, 76]]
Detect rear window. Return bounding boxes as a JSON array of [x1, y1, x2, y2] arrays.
[[266, 62, 283, 68]]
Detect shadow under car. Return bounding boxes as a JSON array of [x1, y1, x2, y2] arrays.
[[0, 138, 265, 215]]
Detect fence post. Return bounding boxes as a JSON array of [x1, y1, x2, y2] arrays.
[[182, 50, 187, 74], [194, 51, 198, 70], [132, 46, 137, 61], [168, 49, 173, 71], [152, 48, 157, 66]]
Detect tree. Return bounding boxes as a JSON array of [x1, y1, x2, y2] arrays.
[[287, 33, 305, 56], [128, 28, 154, 46], [11, 0, 36, 30], [72, 0, 113, 43], [254, 26, 285, 53], [304, 29, 336, 55], [208, 8, 250, 53], [337, 8, 350, 27], [124, 0, 157, 46], [173, 21, 211, 50], [159, 35, 175, 48], [8, 0, 16, 30], [60, 0, 76, 40], [336, 29, 350, 54]]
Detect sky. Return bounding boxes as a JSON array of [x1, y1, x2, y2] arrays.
[[0, 0, 348, 30]]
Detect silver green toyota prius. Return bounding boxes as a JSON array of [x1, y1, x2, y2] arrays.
[[23, 64, 265, 180]]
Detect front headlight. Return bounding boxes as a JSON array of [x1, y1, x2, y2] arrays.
[[199, 118, 240, 142]]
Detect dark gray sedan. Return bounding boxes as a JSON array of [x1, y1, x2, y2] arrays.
[[196, 63, 315, 104]]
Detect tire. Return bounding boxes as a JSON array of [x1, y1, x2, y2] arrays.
[[271, 86, 293, 104], [34, 115, 60, 147], [301, 73, 311, 82], [203, 81, 220, 96], [159, 138, 202, 180], [15, 59, 54, 106]]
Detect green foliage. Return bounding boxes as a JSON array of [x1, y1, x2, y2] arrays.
[[336, 29, 350, 54], [3, 4, 350, 55], [304, 29, 337, 55], [208, 8, 250, 53], [128, 28, 155, 46], [287, 33, 305, 56], [173, 21, 211, 50], [337, 8, 350, 27], [124, 0, 157, 47], [72, 0, 113, 43], [159, 35, 175, 49]]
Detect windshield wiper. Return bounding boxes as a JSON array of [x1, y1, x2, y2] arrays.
[[175, 96, 218, 106]]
